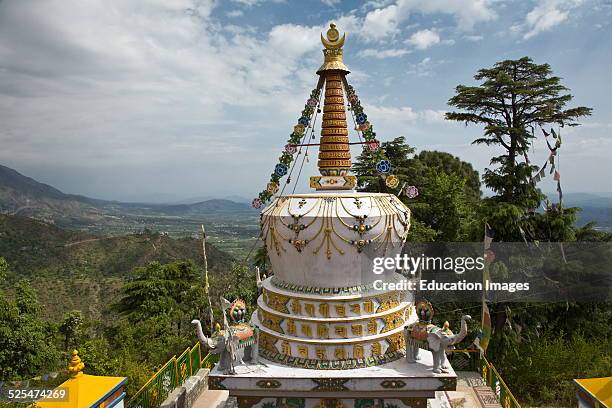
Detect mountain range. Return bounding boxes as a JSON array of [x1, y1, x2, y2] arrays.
[[0, 164, 256, 226]]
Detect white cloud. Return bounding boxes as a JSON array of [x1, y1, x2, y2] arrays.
[[522, 0, 583, 39], [357, 0, 497, 42], [464, 34, 484, 41], [321, 0, 341, 6], [0, 0, 331, 198], [358, 48, 411, 58], [407, 29, 440, 49]]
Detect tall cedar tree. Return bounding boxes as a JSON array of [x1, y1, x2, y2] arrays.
[[446, 57, 591, 210]]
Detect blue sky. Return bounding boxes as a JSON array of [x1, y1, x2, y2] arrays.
[[0, 0, 610, 202]]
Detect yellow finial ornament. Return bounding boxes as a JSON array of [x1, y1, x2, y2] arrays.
[[321, 23, 345, 50], [317, 23, 349, 74], [68, 349, 85, 378]]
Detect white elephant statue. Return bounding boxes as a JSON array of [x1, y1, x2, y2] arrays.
[[192, 299, 258, 375], [404, 301, 471, 373]]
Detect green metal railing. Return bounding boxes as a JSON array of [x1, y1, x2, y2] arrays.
[[449, 349, 521, 408], [127, 342, 218, 408]]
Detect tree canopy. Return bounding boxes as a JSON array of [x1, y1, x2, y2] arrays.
[[446, 57, 591, 209]]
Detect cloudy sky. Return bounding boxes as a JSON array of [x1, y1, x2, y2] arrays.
[[0, 0, 610, 202]]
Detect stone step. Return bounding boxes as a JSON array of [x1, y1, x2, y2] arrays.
[[192, 390, 229, 408]]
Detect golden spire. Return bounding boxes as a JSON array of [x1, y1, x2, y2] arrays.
[[311, 23, 355, 190], [68, 349, 85, 378], [317, 23, 349, 74]]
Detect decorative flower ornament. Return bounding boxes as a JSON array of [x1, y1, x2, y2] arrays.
[[274, 163, 288, 177], [405, 185, 419, 198], [284, 144, 297, 154], [293, 124, 305, 135], [298, 116, 309, 126], [348, 94, 359, 105], [385, 175, 399, 189], [356, 113, 368, 125], [376, 159, 391, 174], [307, 98, 318, 107], [358, 122, 371, 131], [252, 198, 263, 209], [266, 181, 279, 194], [366, 139, 380, 151]]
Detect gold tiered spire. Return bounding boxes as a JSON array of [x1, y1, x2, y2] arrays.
[[310, 24, 357, 190], [318, 73, 351, 175]]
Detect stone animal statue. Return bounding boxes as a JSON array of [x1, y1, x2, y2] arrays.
[[192, 299, 258, 375], [404, 301, 471, 373]]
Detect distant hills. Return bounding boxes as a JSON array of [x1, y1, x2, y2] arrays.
[[0, 213, 234, 319], [0, 164, 257, 226]]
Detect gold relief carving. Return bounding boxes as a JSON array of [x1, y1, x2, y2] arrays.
[[290, 298, 301, 314], [375, 294, 399, 313], [260, 310, 284, 333], [371, 342, 382, 356], [320, 141, 350, 150], [298, 345, 309, 358], [305, 303, 315, 316], [318, 159, 352, 168], [323, 104, 345, 113], [381, 310, 405, 333], [311, 377, 350, 391], [351, 324, 362, 336], [334, 325, 347, 338], [350, 303, 360, 314], [281, 341, 291, 355], [325, 87, 343, 96], [335, 304, 346, 317], [321, 127, 348, 136], [319, 303, 330, 317], [353, 344, 364, 359], [318, 135, 348, 143], [386, 332, 405, 353], [317, 324, 329, 339], [319, 151, 351, 159], [287, 319, 296, 335], [334, 348, 346, 360], [258, 332, 276, 354], [324, 96, 344, 104], [265, 290, 290, 313], [302, 324, 312, 337], [364, 300, 374, 314], [367, 319, 378, 335], [316, 347, 327, 360]]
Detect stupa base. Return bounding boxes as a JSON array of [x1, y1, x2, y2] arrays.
[[209, 352, 457, 408]]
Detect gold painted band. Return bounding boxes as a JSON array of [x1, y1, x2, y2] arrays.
[[322, 112, 346, 120], [320, 136, 349, 143], [325, 88, 344, 97], [323, 104, 346, 112], [319, 151, 351, 159], [321, 128, 348, 136], [322, 120, 348, 128]]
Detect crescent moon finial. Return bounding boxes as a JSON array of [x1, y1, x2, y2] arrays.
[[321, 23, 345, 50]]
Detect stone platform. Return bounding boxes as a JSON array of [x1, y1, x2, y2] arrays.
[[209, 352, 457, 408]]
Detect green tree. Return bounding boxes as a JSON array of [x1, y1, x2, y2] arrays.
[[0, 260, 61, 380], [114, 261, 204, 335], [353, 137, 479, 241], [59, 310, 84, 351], [446, 56, 591, 210]]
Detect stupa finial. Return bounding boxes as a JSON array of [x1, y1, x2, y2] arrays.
[[68, 349, 85, 378], [317, 23, 349, 74]]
